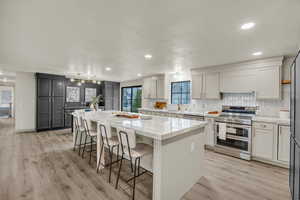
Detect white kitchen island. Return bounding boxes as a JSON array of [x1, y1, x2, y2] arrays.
[[75, 111, 207, 200]]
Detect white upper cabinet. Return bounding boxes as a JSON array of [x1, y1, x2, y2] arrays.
[[256, 66, 281, 99], [220, 69, 257, 93], [203, 72, 220, 99], [191, 74, 203, 99], [156, 77, 165, 99], [143, 76, 165, 99], [191, 56, 283, 100], [192, 72, 220, 99]]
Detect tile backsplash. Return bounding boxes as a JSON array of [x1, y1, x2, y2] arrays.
[[143, 84, 290, 117], [191, 84, 290, 117]]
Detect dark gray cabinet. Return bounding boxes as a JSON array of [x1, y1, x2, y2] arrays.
[[36, 73, 65, 131], [104, 81, 120, 110]]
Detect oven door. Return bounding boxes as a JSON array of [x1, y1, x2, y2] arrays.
[[215, 122, 252, 153]]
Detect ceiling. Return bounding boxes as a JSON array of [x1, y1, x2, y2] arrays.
[[0, 0, 300, 82]]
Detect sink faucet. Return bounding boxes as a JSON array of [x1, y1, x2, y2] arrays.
[[177, 104, 181, 111]]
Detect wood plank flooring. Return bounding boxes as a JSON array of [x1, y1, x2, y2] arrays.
[[0, 119, 291, 200]]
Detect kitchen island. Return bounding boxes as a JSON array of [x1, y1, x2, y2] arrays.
[[74, 111, 207, 200]]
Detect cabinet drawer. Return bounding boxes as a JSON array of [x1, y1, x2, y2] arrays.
[[253, 122, 274, 131]]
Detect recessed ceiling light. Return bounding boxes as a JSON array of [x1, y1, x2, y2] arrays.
[[241, 22, 255, 30], [252, 51, 263, 56], [81, 80, 85, 83], [70, 78, 75, 82], [92, 80, 97, 84], [137, 73, 142, 77], [105, 67, 111, 71], [97, 81, 101, 85], [77, 82, 82, 86], [144, 54, 152, 60]]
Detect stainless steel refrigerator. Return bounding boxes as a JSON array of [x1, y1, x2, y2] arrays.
[[290, 50, 300, 200]]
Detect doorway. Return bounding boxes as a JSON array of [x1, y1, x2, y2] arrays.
[[121, 86, 142, 113], [0, 86, 14, 118]]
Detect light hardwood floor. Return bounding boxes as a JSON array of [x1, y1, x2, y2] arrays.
[[0, 119, 291, 200]]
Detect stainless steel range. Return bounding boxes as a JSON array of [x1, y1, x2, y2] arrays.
[[214, 106, 257, 160]]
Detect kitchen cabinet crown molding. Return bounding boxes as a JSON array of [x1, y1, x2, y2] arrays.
[[191, 56, 284, 74]]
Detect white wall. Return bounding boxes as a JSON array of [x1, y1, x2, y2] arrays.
[[15, 72, 36, 132]]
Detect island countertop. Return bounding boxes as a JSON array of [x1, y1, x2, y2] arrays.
[[84, 111, 207, 140]]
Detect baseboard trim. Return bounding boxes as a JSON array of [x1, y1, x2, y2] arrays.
[[15, 129, 36, 133], [252, 156, 289, 169]]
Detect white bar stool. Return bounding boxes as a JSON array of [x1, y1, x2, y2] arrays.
[[96, 122, 120, 183], [115, 128, 153, 200], [73, 113, 86, 155], [81, 118, 98, 165]]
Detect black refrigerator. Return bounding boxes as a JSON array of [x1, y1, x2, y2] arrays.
[[290, 50, 300, 200]]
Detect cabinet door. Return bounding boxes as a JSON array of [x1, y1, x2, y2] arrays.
[[220, 70, 256, 93], [204, 117, 215, 146], [105, 83, 113, 110], [278, 125, 290, 162], [256, 66, 281, 99], [113, 83, 120, 110], [52, 79, 65, 97], [64, 112, 72, 128], [52, 97, 65, 128], [37, 97, 51, 130], [156, 78, 165, 99], [191, 74, 203, 99], [37, 78, 51, 97], [203, 72, 220, 99], [252, 127, 274, 160], [150, 79, 157, 98], [143, 78, 151, 99]]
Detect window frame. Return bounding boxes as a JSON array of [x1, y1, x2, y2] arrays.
[[171, 81, 191, 104], [121, 85, 142, 113]]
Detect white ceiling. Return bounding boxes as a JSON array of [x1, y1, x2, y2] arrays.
[[0, 0, 300, 82]]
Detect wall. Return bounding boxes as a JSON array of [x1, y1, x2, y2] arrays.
[[15, 72, 36, 132], [140, 56, 294, 117]]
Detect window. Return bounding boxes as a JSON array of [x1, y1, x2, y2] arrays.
[[121, 86, 142, 113], [171, 81, 190, 104]]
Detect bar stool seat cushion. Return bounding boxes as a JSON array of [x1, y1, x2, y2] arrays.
[[89, 130, 97, 137], [104, 136, 120, 146], [130, 143, 153, 158]]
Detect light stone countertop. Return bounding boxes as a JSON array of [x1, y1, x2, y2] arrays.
[[252, 116, 290, 126], [83, 111, 207, 140], [138, 107, 220, 118]]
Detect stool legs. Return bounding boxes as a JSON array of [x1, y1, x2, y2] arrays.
[[89, 139, 93, 165], [78, 131, 83, 155], [82, 134, 88, 158], [115, 153, 124, 189], [96, 142, 104, 173], [73, 129, 78, 151], [115, 155, 141, 200]]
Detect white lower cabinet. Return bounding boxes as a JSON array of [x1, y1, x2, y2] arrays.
[[252, 122, 290, 167], [204, 117, 215, 146], [278, 125, 290, 163], [252, 122, 275, 160]]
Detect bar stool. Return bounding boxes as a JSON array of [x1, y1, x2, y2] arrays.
[[73, 114, 86, 155], [115, 128, 153, 200], [96, 123, 120, 183], [81, 118, 98, 164]]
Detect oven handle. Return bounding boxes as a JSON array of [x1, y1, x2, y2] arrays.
[[215, 122, 251, 130]]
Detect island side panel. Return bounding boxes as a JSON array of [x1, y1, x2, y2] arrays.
[[152, 127, 206, 200]]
